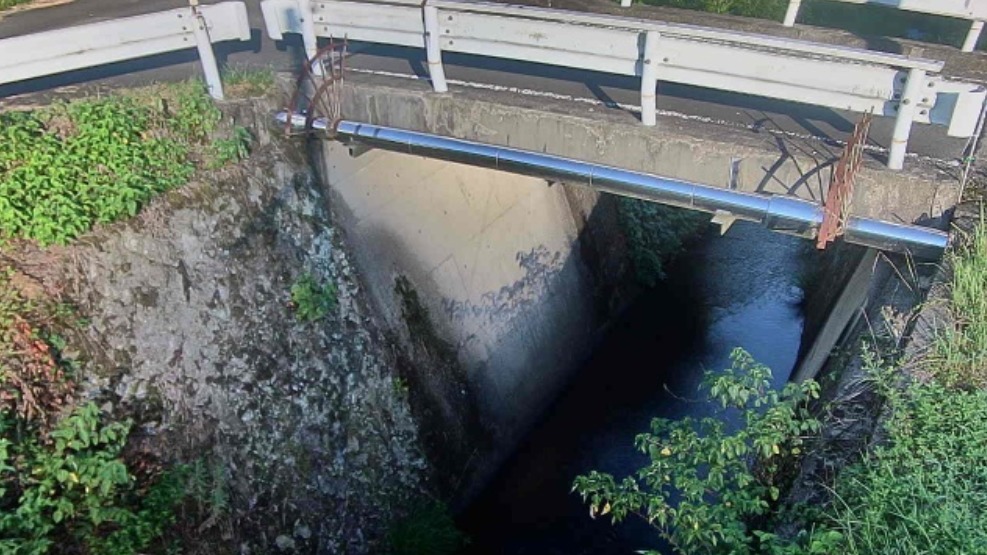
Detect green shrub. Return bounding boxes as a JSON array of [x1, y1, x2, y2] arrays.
[[0, 82, 222, 246], [386, 502, 466, 555], [573, 349, 834, 554], [0, 403, 187, 554], [290, 273, 338, 322]]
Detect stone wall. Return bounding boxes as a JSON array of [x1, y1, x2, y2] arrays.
[[57, 97, 425, 553]]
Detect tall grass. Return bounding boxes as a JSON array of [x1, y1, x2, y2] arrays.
[[826, 213, 987, 554], [933, 217, 987, 388]]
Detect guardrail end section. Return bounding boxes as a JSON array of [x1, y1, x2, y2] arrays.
[[260, 0, 303, 41], [229, 1, 253, 42]]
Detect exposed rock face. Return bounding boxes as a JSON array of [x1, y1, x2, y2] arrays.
[[62, 99, 425, 553]]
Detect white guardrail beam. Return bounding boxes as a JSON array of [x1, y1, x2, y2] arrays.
[[0, 2, 251, 99], [783, 0, 987, 53], [260, 0, 986, 170]]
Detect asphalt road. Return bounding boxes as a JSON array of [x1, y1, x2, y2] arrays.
[[0, 0, 972, 163]]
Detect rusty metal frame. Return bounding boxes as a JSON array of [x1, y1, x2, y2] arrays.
[[283, 37, 348, 138], [817, 112, 873, 250]]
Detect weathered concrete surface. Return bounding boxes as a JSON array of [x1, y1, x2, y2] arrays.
[[340, 72, 960, 227], [315, 138, 611, 499], [793, 246, 875, 383]]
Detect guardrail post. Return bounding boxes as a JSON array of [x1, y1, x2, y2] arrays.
[[189, 0, 224, 100], [299, 0, 323, 76], [888, 67, 925, 170], [783, 0, 801, 27], [423, 3, 448, 93], [963, 20, 984, 52], [640, 30, 659, 126]]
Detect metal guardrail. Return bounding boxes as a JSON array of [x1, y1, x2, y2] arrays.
[[0, 1, 252, 99], [260, 0, 986, 170], [783, 0, 987, 53]]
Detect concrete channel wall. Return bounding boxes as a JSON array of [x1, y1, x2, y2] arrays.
[[313, 139, 621, 497]]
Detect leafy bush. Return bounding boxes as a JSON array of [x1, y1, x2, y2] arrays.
[[386, 502, 467, 555], [290, 273, 338, 322], [0, 403, 187, 554], [0, 82, 223, 246], [573, 349, 835, 554]]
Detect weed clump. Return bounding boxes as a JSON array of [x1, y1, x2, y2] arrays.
[[290, 273, 338, 322], [0, 81, 249, 246]]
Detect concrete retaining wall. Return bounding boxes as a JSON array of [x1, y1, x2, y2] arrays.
[[314, 140, 620, 498]]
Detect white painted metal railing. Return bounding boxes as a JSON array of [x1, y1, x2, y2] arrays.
[[260, 0, 986, 170], [0, 1, 252, 99], [783, 0, 987, 53]]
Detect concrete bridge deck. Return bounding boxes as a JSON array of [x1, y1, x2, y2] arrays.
[[340, 70, 959, 226]]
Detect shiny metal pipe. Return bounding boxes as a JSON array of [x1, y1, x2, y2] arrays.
[[844, 217, 949, 260], [280, 113, 948, 257]]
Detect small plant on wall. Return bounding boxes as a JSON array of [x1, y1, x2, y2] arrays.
[[290, 273, 338, 322]]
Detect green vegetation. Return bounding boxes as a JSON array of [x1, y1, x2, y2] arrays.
[[210, 126, 253, 169], [578, 216, 987, 554], [637, 0, 786, 19], [386, 501, 467, 555], [0, 272, 192, 554], [618, 199, 708, 286], [0, 81, 250, 553], [0, 81, 248, 246], [574, 349, 837, 554], [829, 377, 987, 554], [826, 218, 987, 554], [290, 273, 338, 322], [0, 403, 188, 554], [931, 220, 987, 388], [636, 0, 974, 49], [222, 67, 277, 99], [0, 0, 31, 11]]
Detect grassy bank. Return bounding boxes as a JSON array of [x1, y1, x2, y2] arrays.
[[0, 82, 249, 553], [825, 216, 987, 553]]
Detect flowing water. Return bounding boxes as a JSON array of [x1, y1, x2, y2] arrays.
[[459, 220, 808, 554]]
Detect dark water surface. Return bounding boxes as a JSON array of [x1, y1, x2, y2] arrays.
[[459, 221, 807, 554]]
